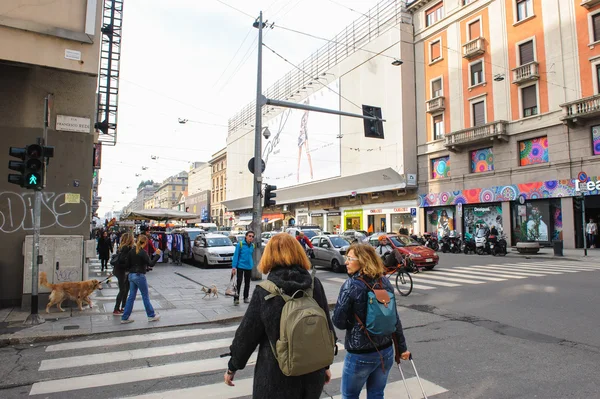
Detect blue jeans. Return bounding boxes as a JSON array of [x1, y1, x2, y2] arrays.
[[122, 273, 156, 320], [341, 346, 394, 399]]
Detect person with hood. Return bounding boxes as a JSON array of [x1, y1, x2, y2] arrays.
[[333, 243, 410, 398], [97, 230, 113, 272], [224, 233, 335, 398], [112, 232, 133, 315], [232, 231, 255, 305]]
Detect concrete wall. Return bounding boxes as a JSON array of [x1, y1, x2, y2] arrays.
[[0, 63, 96, 307]]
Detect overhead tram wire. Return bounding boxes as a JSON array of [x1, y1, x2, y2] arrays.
[[211, 26, 255, 91]]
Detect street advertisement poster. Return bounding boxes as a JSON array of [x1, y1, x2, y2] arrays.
[[262, 80, 341, 189], [93, 143, 102, 169], [463, 205, 503, 236], [427, 207, 454, 239]]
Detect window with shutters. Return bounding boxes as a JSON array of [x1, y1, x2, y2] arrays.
[[468, 20, 481, 40], [431, 78, 443, 98], [470, 61, 484, 86], [426, 2, 444, 27], [592, 13, 600, 43], [518, 40, 534, 65], [516, 0, 533, 22], [430, 40, 442, 63], [521, 85, 538, 118], [472, 101, 486, 126], [433, 114, 444, 140]]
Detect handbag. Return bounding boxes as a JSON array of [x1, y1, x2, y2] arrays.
[[225, 271, 237, 297], [109, 251, 120, 267]]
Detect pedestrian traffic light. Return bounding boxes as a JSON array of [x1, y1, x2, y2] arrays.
[[264, 184, 277, 208], [7, 143, 53, 189]]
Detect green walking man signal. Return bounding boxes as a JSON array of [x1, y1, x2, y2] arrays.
[[8, 143, 54, 190]]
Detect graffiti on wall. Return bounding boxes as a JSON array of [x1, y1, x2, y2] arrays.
[[0, 191, 89, 233]]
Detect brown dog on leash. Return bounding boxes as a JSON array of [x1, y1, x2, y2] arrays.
[[201, 285, 219, 299], [40, 272, 103, 313]]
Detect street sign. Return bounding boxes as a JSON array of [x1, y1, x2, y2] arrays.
[[248, 157, 266, 174], [410, 208, 417, 217], [578, 171, 588, 183], [518, 195, 526, 205]]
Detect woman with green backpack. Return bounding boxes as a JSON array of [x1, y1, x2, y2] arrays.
[[333, 243, 410, 399]]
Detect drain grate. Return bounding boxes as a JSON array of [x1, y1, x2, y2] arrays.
[[63, 325, 80, 331]]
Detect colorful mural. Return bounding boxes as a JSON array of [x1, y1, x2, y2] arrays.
[[553, 206, 562, 241], [426, 207, 454, 239], [431, 156, 450, 179], [593, 125, 600, 156], [471, 148, 494, 173], [418, 178, 600, 207], [519, 136, 548, 166]]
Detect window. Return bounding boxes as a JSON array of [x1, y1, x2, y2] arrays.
[[470, 148, 494, 173], [472, 101, 486, 126], [468, 19, 481, 40], [463, 0, 477, 5], [426, 2, 444, 27], [430, 40, 441, 62], [470, 61, 483, 86], [431, 78, 442, 98], [433, 114, 444, 140], [516, 0, 533, 22], [593, 126, 600, 156], [593, 14, 600, 43], [431, 156, 450, 179], [519, 136, 548, 166], [518, 40, 534, 65], [522, 85, 538, 117], [596, 64, 600, 94]]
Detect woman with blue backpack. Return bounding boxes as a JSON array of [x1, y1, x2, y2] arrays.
[[333, 243, 410, 399]]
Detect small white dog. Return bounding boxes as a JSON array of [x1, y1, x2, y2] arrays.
[[201, 285, 219, 299]]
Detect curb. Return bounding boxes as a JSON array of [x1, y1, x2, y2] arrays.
[[506, 253, 582, 262], [0, 302, 337, 348]]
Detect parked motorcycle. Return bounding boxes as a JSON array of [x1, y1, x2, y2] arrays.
[[410, 234, 426, 246], [440, 233, 451, 253], [475, 227, 490, 255], [462, 232, 476, 254], [490, 233, 507, 256], [423, 232, 439, 251], [449, 231, 462, 253]]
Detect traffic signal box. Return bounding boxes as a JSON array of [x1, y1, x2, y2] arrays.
[[263, 184, 277, 208], [8, 144, 54, 190]]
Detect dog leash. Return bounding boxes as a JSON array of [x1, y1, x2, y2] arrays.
[[99, 274, 114, 284]]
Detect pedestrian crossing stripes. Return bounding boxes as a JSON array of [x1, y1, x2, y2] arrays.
[[325, 261, 600, 293], [28, 324, 447, 398]]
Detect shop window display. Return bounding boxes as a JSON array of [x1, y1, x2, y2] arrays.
[[512, 199, 561, 244], [391, 213, 414, 234], [426, 207, 454, 239], [463, 205, 502, 236]]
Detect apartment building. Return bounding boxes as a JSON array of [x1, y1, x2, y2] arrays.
[[154, 171, 188, 209], [410, 0, 600, 248], [210, 148, 228, 227]]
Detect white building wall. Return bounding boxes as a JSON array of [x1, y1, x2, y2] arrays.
[[188, 163, 211, 196], [488, 0, 511, 122]]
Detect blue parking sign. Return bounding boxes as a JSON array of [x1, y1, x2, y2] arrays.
[[410, 208, 417, 216]]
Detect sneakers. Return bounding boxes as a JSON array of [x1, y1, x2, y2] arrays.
[[121, 319, 134, 324], [243, 298, 250, 304], [148, 314, 161, 322], [234, 298, 240, 305], [113, 310, 123, 316]]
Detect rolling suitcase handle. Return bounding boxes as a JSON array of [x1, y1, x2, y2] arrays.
[[397, 354, 428, 399], [397, 361, 413, 399]]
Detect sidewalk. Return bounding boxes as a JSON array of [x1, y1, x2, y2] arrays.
[[0, 259, 342, 346], [506, 247, 600, 261]]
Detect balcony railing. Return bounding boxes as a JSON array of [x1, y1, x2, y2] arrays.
[[426, 96, 445, 113], [560, 94, 600, 125], [444, 120, 508, 151], [512, 62, 539, 85], [462, 37, 485, 59], [581, 0, 600, 9]]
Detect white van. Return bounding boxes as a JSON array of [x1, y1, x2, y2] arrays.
[[196, 223, 218, 232]]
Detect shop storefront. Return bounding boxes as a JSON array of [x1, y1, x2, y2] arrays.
[[511, 198, 562, 244], [309, 212, 324, 230], [296, 208, 309, 226], [390, 207, 417, 234], [361, 203, 419, 235], [344, 209, 363, 231], [425, 207, 456, 239], [263, 213, 284, 232], [327, 212, 341, 234], [463, 204, 503, 236]]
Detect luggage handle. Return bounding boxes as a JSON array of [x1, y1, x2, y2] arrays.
[[397, 354, 428, 399]]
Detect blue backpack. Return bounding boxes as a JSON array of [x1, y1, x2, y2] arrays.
[[355, 277, 397, 336]]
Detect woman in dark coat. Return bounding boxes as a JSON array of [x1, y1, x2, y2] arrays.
[[223, 233, 335, 399], [97, 231, 113, 272], [112, 232, 133, 315]]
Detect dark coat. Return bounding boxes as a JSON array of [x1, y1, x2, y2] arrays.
[[97, 237, 113, 260], [332, 273, 408, 354], [126, 247, 160, 274], [228, 265, 335, 399], [113, 245, 132, 273]]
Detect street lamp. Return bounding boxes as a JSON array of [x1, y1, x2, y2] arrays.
[[391, 59, 403, 66]]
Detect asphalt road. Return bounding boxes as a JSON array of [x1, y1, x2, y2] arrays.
[[0, 253, 598, 398]]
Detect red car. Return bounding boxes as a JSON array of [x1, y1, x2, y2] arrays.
[[369, 234, 439, 270]]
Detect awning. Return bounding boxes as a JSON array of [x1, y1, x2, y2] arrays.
[[122, 209, 199, 221], [223, 167, 409, 211], [235, 220, 252, 226], [267, 218, 282, 224]]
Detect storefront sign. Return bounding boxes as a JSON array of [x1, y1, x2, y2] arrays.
[[575, 180, 600, 192], [239, 213, 252, 221], [310, 213, 323, 217], [327, 212, 341, 216], [344, 209, 363, 218], [393, 207, 409, 213], [406, 174, 417, 187], [369, 209, 383, 214], [473, 207, 490, 212], [296, 208, 308, 213]]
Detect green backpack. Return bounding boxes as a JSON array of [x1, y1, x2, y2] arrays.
[[259, 277, 335, 376]]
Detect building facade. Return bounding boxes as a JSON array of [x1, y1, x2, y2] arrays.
[[188, 162, 211, 196], [409, 0, 600, 248], [186, 190, 211, 224], [0, 1, 104, 307], [154, 171, 188, 209], [210, 148, 229, 227]]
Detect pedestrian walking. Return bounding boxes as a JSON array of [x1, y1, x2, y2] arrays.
[[121, 234, 161, 324], [232, 231, 254, 305], [112, 232, 133, 316], [333, 243, 410, 399], [586, 218, 598, 248], [97, 231, 113, 272], [224, 233, 335, 398]]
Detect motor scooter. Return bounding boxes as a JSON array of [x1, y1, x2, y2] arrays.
[[440, 233, 451, 253], [475, 227, 490, 255], [423, 232, 439, 251], [449, 231, 462, 253], [462, 232, 476, 254], [490, 233, 508, 256]]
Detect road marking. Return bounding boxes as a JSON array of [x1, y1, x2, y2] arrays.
[[430, 271, 506, 282], [328, 277, 348, 284], [464, 266, 546, 277], [45, 325, 239, 352], [414, 273, 484, 285], [40, 338, 234, 370], [332, 378, 449, 399], [518, 263, 599, 271], [452, 268, 527, 279], [30, 352, 258, 395], [498, 265, 564, 274], [411, 283, 437, 290], [401, 278, 460, 287]]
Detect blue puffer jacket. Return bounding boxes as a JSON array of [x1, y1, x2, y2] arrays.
[[232, 240, 254, 270], [333, 273, 407, 354]]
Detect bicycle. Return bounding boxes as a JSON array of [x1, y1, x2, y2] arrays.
[[383, 254, 414, 297]]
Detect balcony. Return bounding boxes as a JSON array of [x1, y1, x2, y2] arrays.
[[512, 62, 539, 85], [444, 120, 509, 152], [462, 37, 485, 59], [560, 94, 600, 126], [426, 96, 446, 113], [581, 0, 600, 9]]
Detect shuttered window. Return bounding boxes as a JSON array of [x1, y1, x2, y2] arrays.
[[593, 14, 600, 42], [472, 101, 485, 126], [470, 61, 483, 86], [519, 41, 534, 65], [431, 41, 441, 61], [522, 85, 538, 117], [426, 2, 444, 27], [432, 78, 442, 98], [433, 114, 444, 139], [468, 20, 481, 40]]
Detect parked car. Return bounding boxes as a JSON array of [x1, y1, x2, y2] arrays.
[[172, 228, 206, 261], [192, 233, 236, 267], [369, 234, 439, 270], [342, 229, 368, 243], [229, 234, 246, 245], [261, 231, 278, 244], [214, 231, 230, 236], [309, 235, 351, 273], [285, 227, 321, 240]]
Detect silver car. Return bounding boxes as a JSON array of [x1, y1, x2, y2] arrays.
[[309, 235, 351, 273], [192, 234, 236, 267]]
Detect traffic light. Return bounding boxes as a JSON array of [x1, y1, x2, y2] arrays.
[[7, 144, 54, 189], [362, 105, 384, 139], [8, 146, 27, 187], [263, 184, 277, 208]]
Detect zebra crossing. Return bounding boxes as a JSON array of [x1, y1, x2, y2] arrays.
[[28, 324, 448, 398], [326, 261, 600, 293]]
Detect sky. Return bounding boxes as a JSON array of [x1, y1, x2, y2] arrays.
[[98, 0, 383, 216]]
